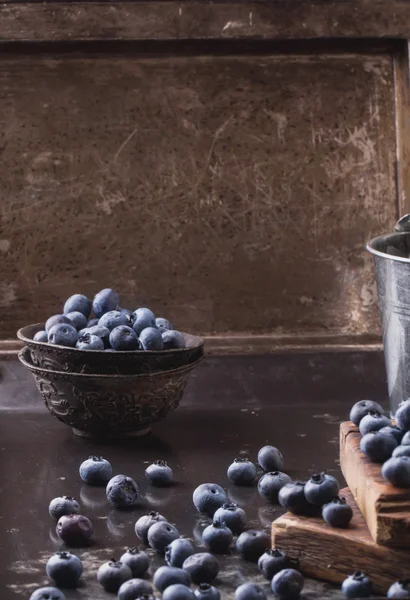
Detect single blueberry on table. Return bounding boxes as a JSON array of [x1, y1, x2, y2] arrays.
[[349, 400, 385, 426], [153, 565, 192, 592], [387, 580, 410, 598], [359, 412, 391, 436], [49, 496, 80, 520], [304, 472, 340, 506], [402, 431, 410, 446], [56, 514, 93, 546], [133, 307, 156, 335], [182, 552, 220, 584], [278, 482, 320, 516], [86, 324, 110, 348], [92, 288, 119, 318], [165, 537, 195, 568], [148, 520, 180, 553], [258, 445, 284, 472], [322, 496, 353, 528], [109, 325, 140, 351], [271, 568, 304, 599], [45, 314, 73, 332], [65, 311, 88, 331], [258, 472, 293, 504], [29, 587, 66, 600], [97, 559, 133, 593], [48, 323, 78, 347], [382, 456, 410, 487], [379, 425, 404, 444], [76, 333, 104, 351], [119, 548, 150, 578], [360, 431, 397, 463], [235, 583, 267, 600], [156, 317, 173, 330], [117, 578, 153, 600], [396, 400, 410, 432], [34, 330, 48, 342], [99, 310, 129, 331], [162, 330, 186, 350], [258, 549, 289, 580], [145, 460, 174, 486], [213, 502, 247, 535], [202, 521, 233, 553], [46, 551, 83, 587], [139, 327, 164, 351], [63, 294, 91, 318], [87, 317, 99, 327], [195, 583, 221, 600], [79, 456, 112, 485], [135, 511, 168, 544], [341, 571, 372, 598], [393, 445, 410, 458], [193, 483, 228, 517], [227, 458, 257, 485], [236, 530, 271, 562], [106, 474, 139, 509], [163, 584, 196, 600]]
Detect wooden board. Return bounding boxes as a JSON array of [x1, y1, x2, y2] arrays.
[[271, 488, 410, 594], [340, 421, 410, 548]]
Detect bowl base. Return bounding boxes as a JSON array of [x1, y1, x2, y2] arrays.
[[72, 426, 151, 439]]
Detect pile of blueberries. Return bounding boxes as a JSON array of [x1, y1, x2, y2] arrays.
[[33, 288, 186, 351]]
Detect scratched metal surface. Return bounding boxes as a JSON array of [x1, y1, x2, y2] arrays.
[[0, 54, 396, 340], [0, 351, 388, 599]]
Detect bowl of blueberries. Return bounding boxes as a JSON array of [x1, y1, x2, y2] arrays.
[[17, 288, 204, 438]]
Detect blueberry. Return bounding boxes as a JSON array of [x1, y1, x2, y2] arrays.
[[92, 288, 120, 318], [49, 496, 80, 520], [278, 482, 320, 516], [48, 323, 78, 347], [34, 330, 48, 342], [133, 307, 156, 335], [139, 327, 164, 351], [156, 317, 173, 331], [258, 446, 284, 472], [258, 549, 289, 580], [304, 472, 340, 506], [29, 588, 66, 600], [106, 475, 139, 509], [341, 571, 372, 598], [349, 400, 385, 426], [236, 530, 271, 562], [56, 514, 93, 546], [97, 559, 133, 593], [195, 583, 221, 600], [135, 511, 168, 544], [153, 565, 192, 592], [271, 568, 304, 599], [202, 521, 233, 553], [79, 456, 112, 486], [393, 445, 410, 458], [402, 431, 410, 445], [396, 400, 410, 431], [148, 521, 180, 553], [64, 294, 91, 318], [119, 548, 150, 578], [379, 426, 404, 444], [258, 472, 293, 503], [65, 311, 87, 331], [145, 460, 174, 486], [119, 307, 133, 318], [359, 412, 391, 436], [322, 496, 353, 528], [87, 318, 99, 327], [227, 458, 257, 485], [182, 553, 219, 584], [45, 314, 73, 332], [162, 330, 186, 350], [165, 538, 195, 568], [76, 333, 104, 351], [193, 483, 228, 517], [109, 325, 140, 351], [213, 502, 247, 535], [360, 431, 397, 462], [86, 324, 110, 348], [117, 579, 153, 600], [387, 580, 410, 598], [382, 456, 410, 487], [163, 584, 196, 600], [99, 310, 129, 331], [46, 551, 83, 587], [235, 583, 267, 600]]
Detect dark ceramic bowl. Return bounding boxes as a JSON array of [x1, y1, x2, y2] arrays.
[[17, 323, 204, 375], [19, 346, 203, 438]]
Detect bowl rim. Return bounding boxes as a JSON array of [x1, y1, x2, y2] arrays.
[[17, 323, 204, 355], [19, 346, 204, 379]]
